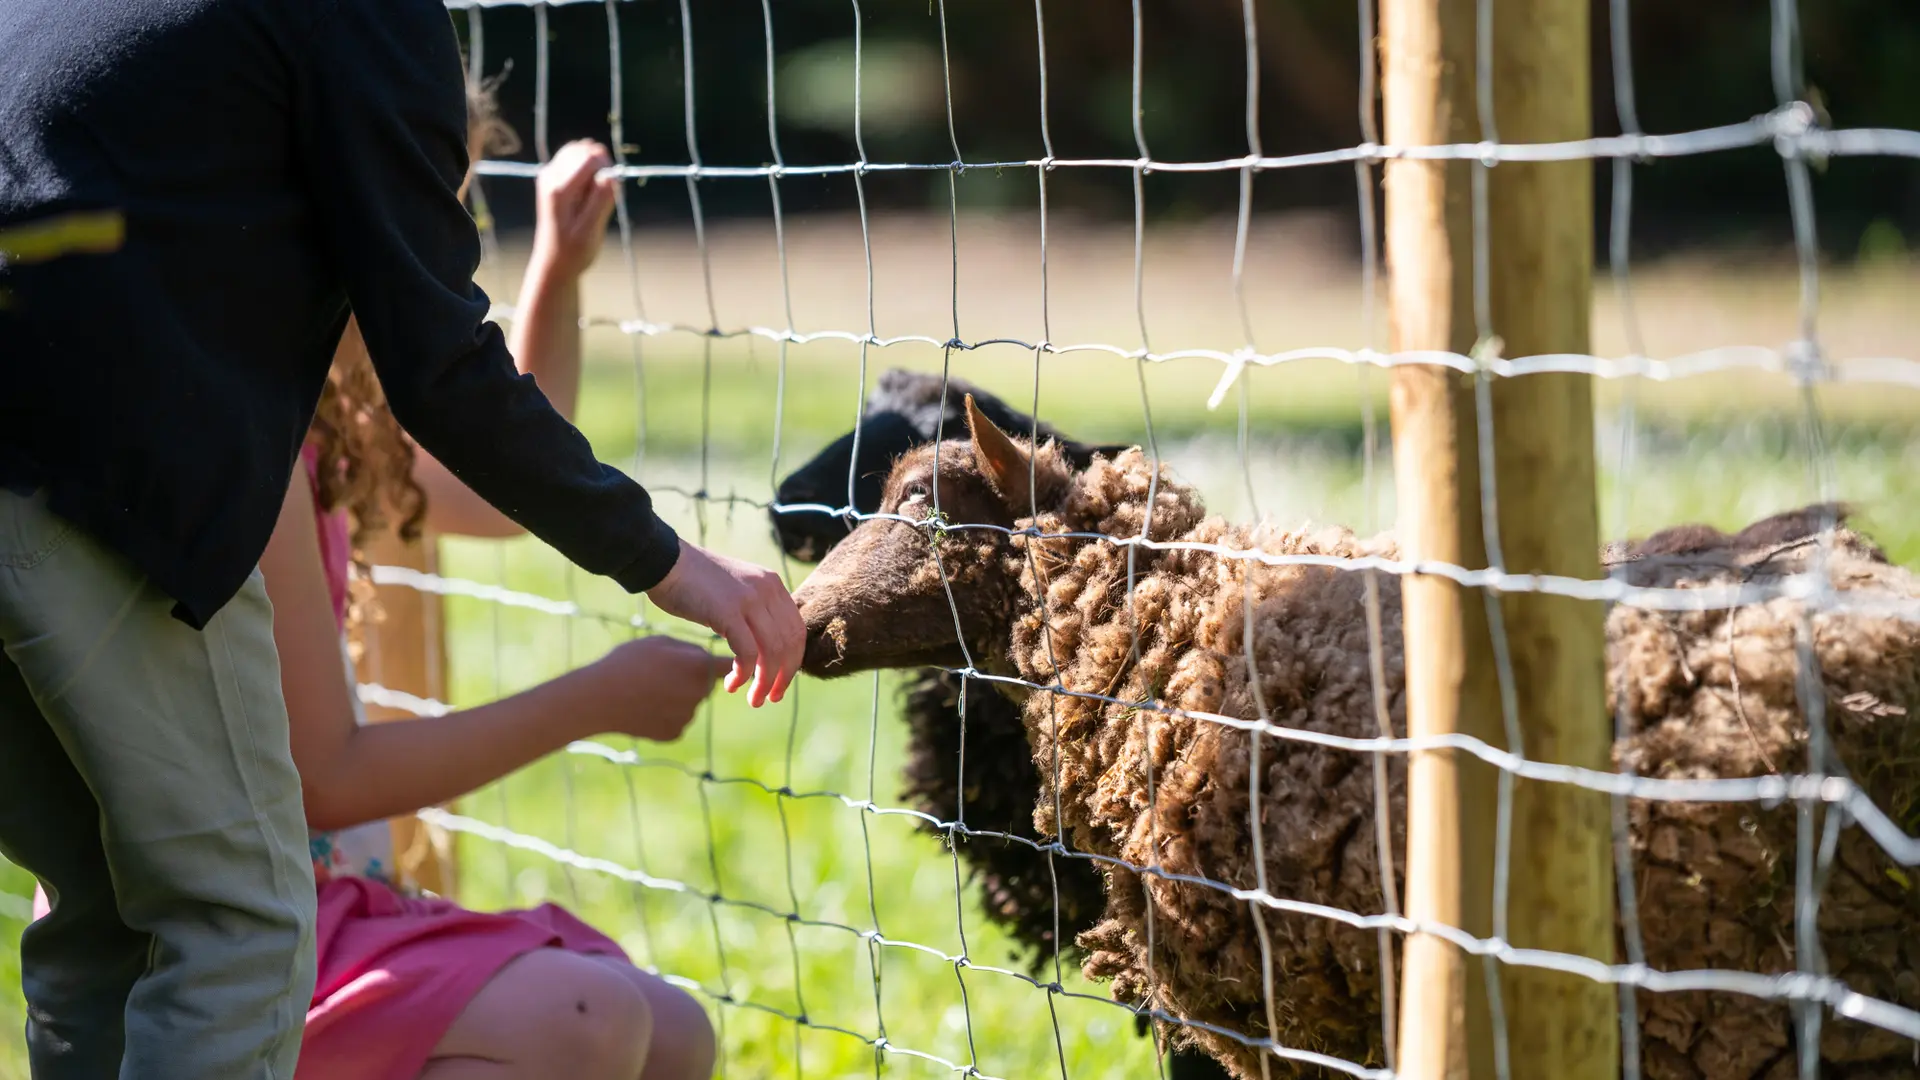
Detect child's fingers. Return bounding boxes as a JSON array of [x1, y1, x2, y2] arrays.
[[578, 178, 615, 218], [557, 138, 602, 165], [542, 143, 608, 200], [558, 159, 600, 198], [568, 137, 610, 160], [586, 183, 619, 230], [560, 162, 617, 222], [714, 615, 760, 696], [741, 597, 799, 709], [565, 142, 612, 180]]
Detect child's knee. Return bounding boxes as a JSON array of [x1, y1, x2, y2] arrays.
[[614, 968, 713, 1080], [652, 984, 715, 1080], [551, 958, 654, 1080]]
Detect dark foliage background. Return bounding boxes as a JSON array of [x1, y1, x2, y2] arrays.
[[461, 0, 1920, 261]]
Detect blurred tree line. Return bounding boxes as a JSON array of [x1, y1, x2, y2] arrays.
[[462, 0, 1920, 261]]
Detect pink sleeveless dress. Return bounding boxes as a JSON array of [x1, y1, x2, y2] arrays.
[[38, 446, 627, 1080]]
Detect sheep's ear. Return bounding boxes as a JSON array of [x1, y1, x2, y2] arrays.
[[966, 393, 1033, 512]]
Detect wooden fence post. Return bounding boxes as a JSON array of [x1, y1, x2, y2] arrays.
[[1481, 0, 1617, 1071], [355, 527, 458, 899], [1384, 0, 1616, 1076], [1382, 0, 1501, 1071]]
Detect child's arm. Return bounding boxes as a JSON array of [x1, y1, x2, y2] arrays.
[[261, 474, 726, 832], [413, 140, 616, 539]]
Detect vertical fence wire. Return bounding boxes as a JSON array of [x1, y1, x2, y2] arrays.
[[756, 4, 812, 1073], [1227, 6, 1286, 1078], [843, 5, 893, 1075], [1462, 1, 1525, 1073], [1604, 1, 1650, 1075], [672, 3, 737, 1070], [927, 0, 986, 1072], [461, 4, 521, 905], [1352, 0, 1401, 1068], [600, 0, 666, 977], [1027, 5, 1084, 1078], [1770, 0, 1842, 1074], [1121, 2, 1172, 1071], [528, 0, 586, 922]]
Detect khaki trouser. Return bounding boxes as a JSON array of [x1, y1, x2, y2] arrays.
[[0, 488, 315, 1078]]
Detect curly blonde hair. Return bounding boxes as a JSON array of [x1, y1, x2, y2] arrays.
[[305, 74, 521, 642]]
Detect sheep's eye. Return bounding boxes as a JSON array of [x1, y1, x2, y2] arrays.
[[903, 482, 930, 504]]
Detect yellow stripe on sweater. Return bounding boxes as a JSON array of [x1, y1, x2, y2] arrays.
[[0, 209, 126, 266]]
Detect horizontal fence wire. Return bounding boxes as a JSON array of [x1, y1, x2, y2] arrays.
[[479, 299, 1920, 405], [375, 519, 1920, 619], [390, 0, 1920, 1076]]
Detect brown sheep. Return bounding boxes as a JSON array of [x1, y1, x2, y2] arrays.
[[792, 396, 1920, 1080]]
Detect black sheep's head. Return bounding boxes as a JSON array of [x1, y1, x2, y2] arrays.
[[770, 411, 925, 563], [770, 373, 1130, 564]]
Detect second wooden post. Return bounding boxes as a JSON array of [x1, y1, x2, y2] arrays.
[[1383, 0, 1617, 1075]]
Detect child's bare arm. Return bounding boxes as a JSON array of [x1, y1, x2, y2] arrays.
[[262, 475, 726, 832]]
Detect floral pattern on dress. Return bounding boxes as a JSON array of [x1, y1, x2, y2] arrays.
[[311, 823, 394, 888]]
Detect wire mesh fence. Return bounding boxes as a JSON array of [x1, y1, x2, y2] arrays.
[[333, 0, 1920, 1077]]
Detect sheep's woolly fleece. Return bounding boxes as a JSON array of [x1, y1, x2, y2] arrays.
[[1000, 448, 1920, 1080], [896, 667, 1110, 975]]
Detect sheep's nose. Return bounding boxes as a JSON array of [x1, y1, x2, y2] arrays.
[[796, 589, 853, 675]]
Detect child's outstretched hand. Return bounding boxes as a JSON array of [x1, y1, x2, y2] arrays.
[[647, 540, 803, 709], [530, 138, 619, 279], [590, 636, 734, 743]]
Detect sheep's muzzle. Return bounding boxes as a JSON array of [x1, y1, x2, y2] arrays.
[[800, 612, 850, 676], [795, 557, 862, 676]]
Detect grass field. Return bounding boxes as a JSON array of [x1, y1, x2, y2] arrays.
[[3, 213, 1917, 1078]]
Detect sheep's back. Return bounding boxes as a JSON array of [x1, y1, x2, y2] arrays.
[[1606, 531, 1920, 1079], [1049, 512, 1919, 1080]]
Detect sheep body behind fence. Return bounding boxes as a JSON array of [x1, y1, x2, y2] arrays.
[[792, 403, 1920, 1080]]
